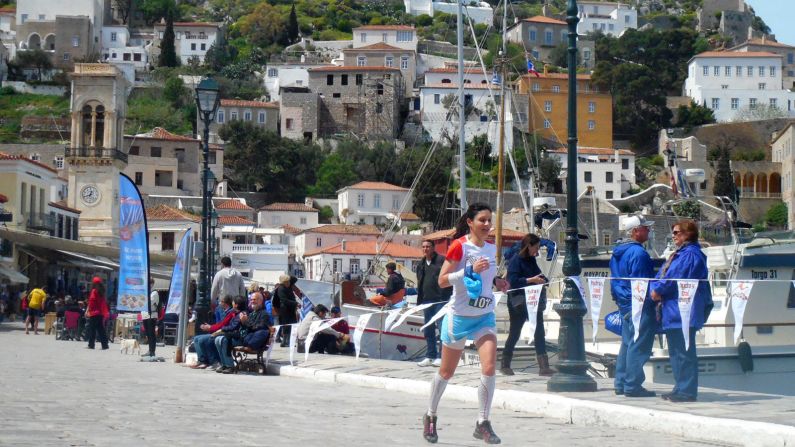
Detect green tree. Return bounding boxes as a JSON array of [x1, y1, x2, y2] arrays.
[[11, 50, 53, 81], [288, 3, 300, 44], [765, 202, 787, 228], [309, 153, 359, 196], [712, 145, 735, 201], [140, 0, 178, 24], [219, 121, 323, 200], [675, 101, 716, 131], [537, 155, 562, 193], [238, 2, 287, 47], [204, 39, 238, 72], [163, 77, 187, 109], [158, 11, 179, 67], [673, 200, 700, 220], [549, 42, 581, 68]]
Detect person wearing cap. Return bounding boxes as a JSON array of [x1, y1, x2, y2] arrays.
[[368, 262, 406, 307], [609, 215, 656, 397], [85, 277, 110, 350]]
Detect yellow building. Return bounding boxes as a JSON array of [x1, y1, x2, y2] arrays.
[[517, 71, 613, 149]]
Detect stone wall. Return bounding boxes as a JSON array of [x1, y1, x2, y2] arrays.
[[2, 81, 67, 96]]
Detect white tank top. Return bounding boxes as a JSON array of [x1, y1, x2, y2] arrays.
[[445, 235, 497, 317]]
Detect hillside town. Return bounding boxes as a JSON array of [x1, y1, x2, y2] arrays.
[[2, 0, 795, 444]]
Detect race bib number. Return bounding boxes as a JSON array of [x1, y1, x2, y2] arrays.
[[468, 296, 492, 309]]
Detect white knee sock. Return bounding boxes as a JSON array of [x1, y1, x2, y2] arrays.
[[477, 374, 496, 423], [427, 373, 448, 417]]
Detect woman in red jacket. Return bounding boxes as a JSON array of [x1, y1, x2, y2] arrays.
[[86, 277, 110, 350]]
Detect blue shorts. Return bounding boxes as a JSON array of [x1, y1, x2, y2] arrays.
[[440, 313, 496, 350]]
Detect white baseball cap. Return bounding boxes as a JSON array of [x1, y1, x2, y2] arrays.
[[621, 215, 654, 232]]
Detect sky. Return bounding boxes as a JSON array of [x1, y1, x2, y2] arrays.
[[745, 0, 795, 45]]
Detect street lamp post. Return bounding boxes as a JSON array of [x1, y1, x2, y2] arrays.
[[209, 209, 218, 282], [194, 77, 220, 331], [547, 0, 597, 392]]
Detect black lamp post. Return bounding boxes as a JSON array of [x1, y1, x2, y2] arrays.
[[194, 77, 220, 329], [209, 209, 218, 281], [547, 0, 597, 392]]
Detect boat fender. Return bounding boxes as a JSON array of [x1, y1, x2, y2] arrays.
[[737, 339, 753, 373]]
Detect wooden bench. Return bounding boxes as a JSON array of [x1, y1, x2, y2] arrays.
[[232, 327, 275, 375]]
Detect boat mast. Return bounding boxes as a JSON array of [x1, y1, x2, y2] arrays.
[[457, 0, 467, 213], [495, 0, 508, 264]]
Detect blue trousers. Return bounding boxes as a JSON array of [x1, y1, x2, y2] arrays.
[[243, 329, 270, 351], [194, 334, 220, 365], [214, 335, 238, 367], [422, 302, 445, 359], [614, 308, 655, 394], [665, 328, 698, 399]]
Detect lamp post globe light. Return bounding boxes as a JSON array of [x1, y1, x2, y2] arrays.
[[547, 0, 597, 392], [195, 76, 220, 329]]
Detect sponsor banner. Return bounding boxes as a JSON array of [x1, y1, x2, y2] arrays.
[[389, 303, 435, 331], [117, 174, 150, 312], [587, 278, 606, 344], [676, 280, 699, 350], [165, 229, 192, 315], [630, 280, 649, 342]]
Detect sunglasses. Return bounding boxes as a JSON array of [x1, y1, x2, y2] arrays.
[[672, 230, 682, 235]]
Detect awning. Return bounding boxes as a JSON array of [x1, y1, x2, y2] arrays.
[[0, 265, 29, 284], [56, 250, 175, 280]]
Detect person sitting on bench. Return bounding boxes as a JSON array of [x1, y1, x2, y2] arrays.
[[368, 262, 406, 307], [239, 291, 271, 351]]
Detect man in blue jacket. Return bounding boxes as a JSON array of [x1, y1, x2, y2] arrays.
[[609, 215, 656, 397]]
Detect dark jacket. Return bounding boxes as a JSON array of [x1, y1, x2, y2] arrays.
[[651, 242, 711, 331], [240, 307, 270, 338], [415, 252, 452, 304], [276, 285, 298, 311], [383, 271, 405, 296], [220, 310, 242, 337], [609, 240, 654, 315], [507, 254, 547, 308]]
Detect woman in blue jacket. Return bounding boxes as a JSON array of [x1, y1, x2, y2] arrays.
[[650, 220, 711, 402]]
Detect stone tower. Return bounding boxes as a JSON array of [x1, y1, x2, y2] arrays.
[[65, 63, 128, 246]]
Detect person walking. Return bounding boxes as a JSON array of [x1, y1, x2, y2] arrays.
[[142, 278, 160, 358], [25, 286, 47, 335], [502, 233, 554, 377], [423, 203, 506, 444], [651, 220, 711, 403], [85, 277, 109, 350], [210, 256, 246, 315], [609, 215, 656, 397], [416, 240, 453, 367]]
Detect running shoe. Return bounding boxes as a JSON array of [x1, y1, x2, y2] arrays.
[[423, 414, 438, 443], [417, 358, 433, 367], [473, 420, 501, 444], [432, 358, 442, 367]]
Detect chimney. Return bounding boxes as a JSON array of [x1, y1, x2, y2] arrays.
[[341, 239, 346, 251], [305, 197, 313, 207]]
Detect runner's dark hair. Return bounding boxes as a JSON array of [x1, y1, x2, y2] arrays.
[[453, 203, 492, 239]]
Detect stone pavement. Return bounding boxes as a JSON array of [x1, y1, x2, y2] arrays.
[[262, 342, 795, 447], [1, 322, 710, 446]]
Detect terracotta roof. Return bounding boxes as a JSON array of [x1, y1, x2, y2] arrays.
[[354, 25, 415, 31], [259, 202, 318, 212], [48, 200, 81, 214], [133, 127, 197, 142], [422, 227, 526, 241], [304, 240, 422, 258], [693, 51, 781, 59], [523, 15, 567, 25], [218, 215, 256, 226], [423, 83, 492, 89], [523, 73, 593, 80], [400, 212, 421, 221], [281, 224, 302, 235], [0, 152, 58, 174], [146, 204, 200, 222], [303, 224, 382, 235], [309, 66, 400, 73], [220, 99, 279, 109], [0, 6, 15, 13], [547, 147, 634, 156], [427, 67, 485, 74], [341, 181, 409, 191], [346, 42, 408, 52], [732, 38, 795, 49], [215, 199, 253, 211]]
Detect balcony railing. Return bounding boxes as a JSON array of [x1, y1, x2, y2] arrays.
[[738, 191, 782, 199], [27, 213, 55, 233], [65, 147, 128, 163], [232, 244, 288, 254]]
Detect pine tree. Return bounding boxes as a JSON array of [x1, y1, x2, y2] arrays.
[[158, 11, 179, 67], [713, 146, 735, 201], [288, 3, 299, 44]]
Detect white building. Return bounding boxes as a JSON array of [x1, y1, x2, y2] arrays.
[[404, 0, 493, 26], [145, 204, 202, 254], [257, 202, 319, 230], [263, 62, 332, 102], [548, 147, 636, 200], [772, 123, 795, 229], [303, 240, 422, 282], [336, 181, 414, 225], [576, 1, 637, 37], [683, 51, 795, 122], [153, 21, 220, 65], [101, 25, 148, 71], [424, 66, 489, 85], [352, 25, 417, 52], [294, 224, 382, 262]]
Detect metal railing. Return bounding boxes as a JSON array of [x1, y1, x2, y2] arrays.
[[65, 147, 128, 163], [738, 191, 782, 199]]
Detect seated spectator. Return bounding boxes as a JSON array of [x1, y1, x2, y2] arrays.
[[297, 304, 350, 354], [239, 291, 271, 351], [330, 306, 355, 355], [190, 296, 234, 370], [212, 296, 246, 374], [368, 262, 406, 307]]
